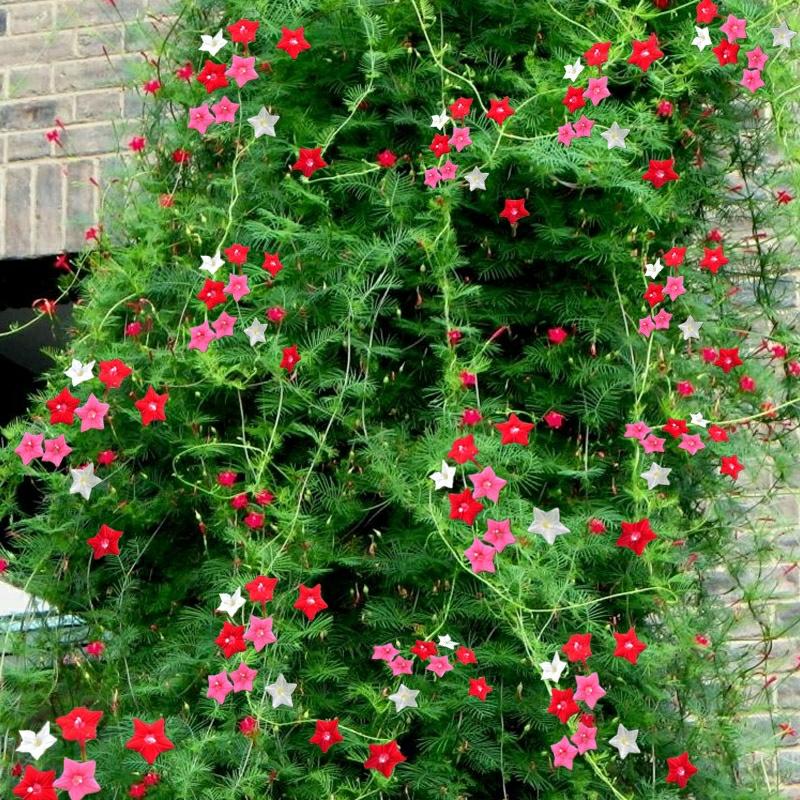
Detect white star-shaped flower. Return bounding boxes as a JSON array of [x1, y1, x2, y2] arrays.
[[266, 674, 297, 708], [600, 121, 629, 150], [17, 722, 57, 761], [437, 634, 458, 650], [678, 315, 703, 341], [464, 166, 488, 192], [388, 683, 419, 712], [431, 112, 449, 130], [539, 652, 567, 683], [65, 358, 95, 386], [640, 462, 671, 490], [771, 20, 796, 48], [429, 460, 455, 490], [244, 319, 267, 347], [692, 26, 712, 51], [248, 107, 280, 139], [200, 251, 224, 275], [199, 30, 227, 57], [527, 507, 570, 545], [609, 724, 640, 759], [563, 58, 584, 82], [217, 587, 245, 617], [690, 412, 708, 428], [644, 258, 663, 279], [69, 463, 103, 501]]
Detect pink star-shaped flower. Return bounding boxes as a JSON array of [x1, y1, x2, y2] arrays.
[[449, 126, 472, 152], [641, 434, 666, 454], [424, 167, 442, 188], [212, 311, 237, 338], [15, 432, 44, 465], [740, 69, 764, 94], [43, 435, 72, 467], [54, 758, 101, 800], [212, 95, 240, 123], [372, 643, 400, 662], [388, 656, 414, 676], [720, 14, 747, 42], [574, 672, 606, 709], [571, 722, 597, 754], [468, 466, 507, 503], [573, 115, 594, 137], [188, 321, 216, 352], [225, 55, 258, 88], [557, 122, 577, 147], [484, 518, 515, 552], [638, 316, 656, 337], [679, 433, 705, 455], [464, 538, 496, 574], [224, 273, 250, 302], [439, 160, 458, 181], [664, 275, 686, 301], [551, 736, 579, 770], [624, 421, 651, 440], [244, 614, 277, 652], [188, 104, 215, 135], [426, 655, 453, 678], [76, 394, 110, 433], [653, 309, 672, 330], [207, 670, 234, 704], [585, 77, 611, 106], [230, 661, 258, 692], [746, 47, 768, 70]]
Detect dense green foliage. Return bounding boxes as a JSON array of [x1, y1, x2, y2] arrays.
[[2, 0, 799, 798]]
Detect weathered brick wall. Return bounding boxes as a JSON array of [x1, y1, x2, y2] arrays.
[[0, 0, 170, 259]]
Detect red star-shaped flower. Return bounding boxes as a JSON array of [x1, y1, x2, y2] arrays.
[[377, 149, 397, 167], [309, 719, 343, 753], [712, 40, 739, 66], [563, 85, 586, 113], [496, 413, 535, 445], [363, 740, 406, 778], [262, 252, 284, 278], [98, 359, 132, 389], [215, 621, 246, 658], [714, 347, 742, 373], [197, 60, 228, 93], [468, 676, 493, 701], [666, 752, 698, 788], [707, 424, 729, 442], [562, 633, 592, 664], [13, 766, 57, 800], [411, 639, 438, 660], [617, 518, 657, 556], [613, 627, 648, 665], [696, 0, 718, 23], [294, 583, 328, 620], [448, 434, 478, 464], [547, 687, 580, 723], [663, 417, 688, 438], [699, 246, 728, 274], [55, 707, 104, 744], [197, 279, 226, 310], [644, 283, 665, 307], [642, 158, 679, 189], [449, 97, 472, 119], [429, 133, 451, 157], [720, 455, 744, 480], [126, 718, 174, 765], [227, 18, 259, 44], [277, 27, 311, 59], [292, 147, 327, 178], [245, 575, 278, 603], [448, 488, 484, 526], [47, 387, 80, 425], [135, 386, 169, 426], [224, 243, 250, 265], [628, 33, 663, 71], [280, 345, 301, 371], [584, 41, 611, 66], [499, 198, 529, 225], [455, 645, 477, 664], [486, 96, 515, 125], [663, 246, 686, 267], [86, 524, 123, 559]]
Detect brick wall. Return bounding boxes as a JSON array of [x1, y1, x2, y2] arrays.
[[0, 0, 171, 259]]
